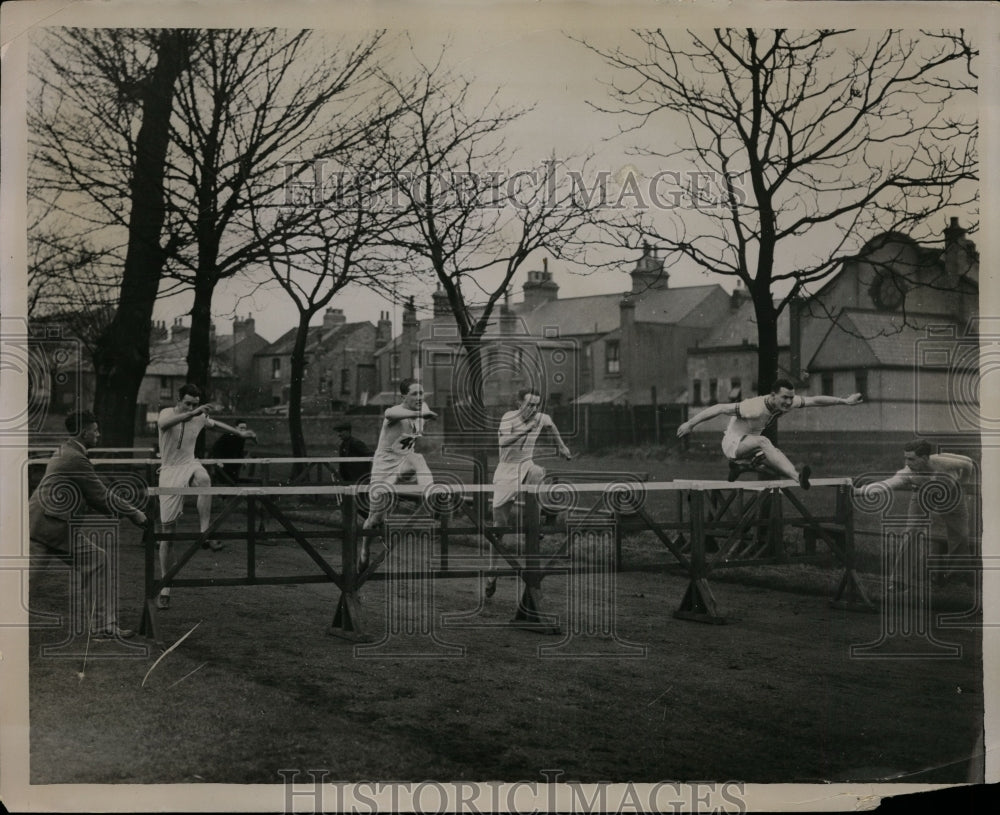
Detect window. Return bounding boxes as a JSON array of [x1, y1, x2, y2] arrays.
[[709, 378, 718, 404], [729, 377, 742, 402], [159, 377, 171, 399], [821, 373, 834, 396], [854, 369, 868, 399], [272, 358, 281, 380], [606, 341, 620, 374], [692, 380, 702, 405], [341, 367, 350, 395]]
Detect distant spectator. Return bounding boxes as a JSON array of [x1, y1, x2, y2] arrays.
[[333, 421, 373, 485], [210, 419, 253, 483]]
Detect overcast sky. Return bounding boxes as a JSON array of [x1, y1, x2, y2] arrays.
[[9, 1, 984, 346]]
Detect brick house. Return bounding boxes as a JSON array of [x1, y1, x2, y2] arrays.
[[254, 307, 391, 411]]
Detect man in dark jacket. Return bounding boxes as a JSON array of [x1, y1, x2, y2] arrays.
[[29, 410, 147, 639], [334, 422, 373, 485], [209, 419, 252, 483]]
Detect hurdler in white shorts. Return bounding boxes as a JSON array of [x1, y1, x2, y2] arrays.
[[157, 408, 214, 523]]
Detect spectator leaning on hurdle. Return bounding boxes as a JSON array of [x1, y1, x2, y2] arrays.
[[29, 410, 147, 640], [855, 439, 976, 588]]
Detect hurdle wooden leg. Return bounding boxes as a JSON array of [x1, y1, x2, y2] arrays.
[[141, 597, 165, 646], [673, 490, 728, 624], [329, 493, 374, 642], [329, 592, 372, 642], [511, 492, 560, 634], [674, 578, 726, 625], [139, 519, 166, 646], [829, 486, 875, 613]]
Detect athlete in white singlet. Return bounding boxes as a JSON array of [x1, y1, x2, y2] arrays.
[[677, 377, 862, 489]]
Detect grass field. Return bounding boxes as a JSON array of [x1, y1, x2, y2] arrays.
[[21, 433, 985, 790]]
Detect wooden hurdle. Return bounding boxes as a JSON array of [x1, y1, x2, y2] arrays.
[[666, 477, 874, 623], [137, 482, 569, 644], [134, 475, 875, 644]]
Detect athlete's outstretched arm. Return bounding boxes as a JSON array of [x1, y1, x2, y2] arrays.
[[676, 402, 738, 437], [800, 393, 862, 408], [384, 403, 437, 424], [543, 416, 572, 459]]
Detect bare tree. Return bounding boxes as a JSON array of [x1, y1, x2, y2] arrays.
[[247, 138, 411, 459], [583, 28, 977, 392], [382, 54, 604, 427], [155, 29, 389, 398], [30, 28, 194, 443]]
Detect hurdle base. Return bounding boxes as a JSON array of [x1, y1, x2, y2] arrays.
[[511, 585, 562, 635], [328, 592, 374, 643], [673, 610, 729, 625], [673, 579, 728, 625], [510, 618, 562, 635], [828, 599, 878, 614], [327, 627, 376, 643], [139, 598, 165, 647], [830, 569, 877, 614]]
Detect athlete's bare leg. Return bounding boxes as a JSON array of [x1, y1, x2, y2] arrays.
[[735, 435, 810, 488]]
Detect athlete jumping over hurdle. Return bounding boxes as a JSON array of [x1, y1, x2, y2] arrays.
[[357, 378, 436, 573], [156, 384, 257, 609], [485, 387, 572, 598], [676, 378, 862, 490]]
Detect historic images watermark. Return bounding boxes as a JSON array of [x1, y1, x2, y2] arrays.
[[279, 159, 748, 213], [0, 319, 83, 444], [278, 769, 748, 813]]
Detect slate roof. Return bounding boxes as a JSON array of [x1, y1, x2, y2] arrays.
[[808, 310, 962, 369], [696, 298, 790, 349], [258, 321, 371, 357], [146, 340, 234, 377], [515, 284, 726, 337], [516, 292, 623, 337], [573, 388, 628, 405], [631, 285, 728, 327]]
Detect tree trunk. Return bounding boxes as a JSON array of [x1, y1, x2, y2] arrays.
[[186, 274, 216, 396], [751, 294, 780, 396], [454, 335, 489, 484], [92, 31, 189, 445], [186, 113, 222, 400], [752, 293, 781, 454], [287, 313, 313, 464]]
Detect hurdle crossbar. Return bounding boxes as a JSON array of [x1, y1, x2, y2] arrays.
[[138, 476, 873, 643]]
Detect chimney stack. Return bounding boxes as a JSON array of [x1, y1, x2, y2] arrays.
[[171, 317, 190, 344], [375, 310, 393, 349], [630, 242, 668, 294], [323, 308, 347, 329], [432, 286, 451, 318], [522, 259, 559, 310]]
